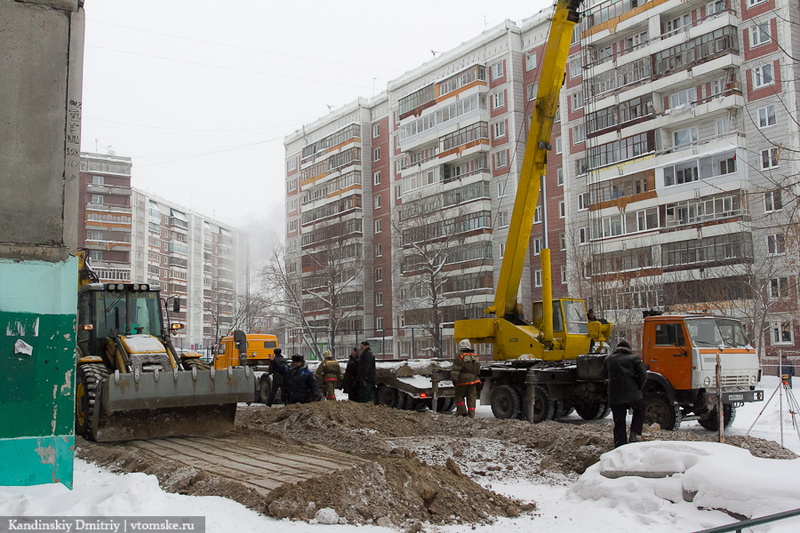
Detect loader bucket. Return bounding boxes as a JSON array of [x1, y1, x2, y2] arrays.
[[90, 366, 255, 442]]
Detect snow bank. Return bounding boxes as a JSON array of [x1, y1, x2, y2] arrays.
[[571, 440, 800, 527]]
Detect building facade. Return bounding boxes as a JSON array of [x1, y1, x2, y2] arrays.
[[285, 0, 800, 361]]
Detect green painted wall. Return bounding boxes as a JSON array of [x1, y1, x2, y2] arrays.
[[0, 258, 77, 488]]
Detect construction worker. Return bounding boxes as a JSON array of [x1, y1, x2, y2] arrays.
[[453, 339, 481, 417], [355, 341, 376, 403], [601, 339, 647, 448], [275, 354, 322, 404], [316, 350, 343, 400], [267, 348, 286, 406]]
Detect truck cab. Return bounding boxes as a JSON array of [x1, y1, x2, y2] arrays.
[[214, 333, 279, 370], [641, 314, 763, 430]]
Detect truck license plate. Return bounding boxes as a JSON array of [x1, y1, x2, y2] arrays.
[[728, 394, 743, 401]]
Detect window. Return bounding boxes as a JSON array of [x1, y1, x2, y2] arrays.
[[707, 0, 725, 15], [534, 205, 542, 223], [669, 88, 696, 109], [287, 158, 297, 171], [493, 121, 506, 139], [573, 124, 586, 144], [579, 226, 589, 244], [665, 13, 691, 35], [576, 158, 588, 175], [557, 168, 564, 186], [716, 118, 728, 135], [534, 270, 543, 287], [493, 91, 505, 109], [288, 219, 297, 232], [560, 233, 567, 251], [375, 267, 383, 282], [673, 127, 698, 147], [770, 321, 793, 345], [89, 251, 103, 261], [374, 195, 382, 209], [748, 0, 767, 7], [500, 242, 506, 257], [492, 62, 504, 80], [91, 175, 104, 185], [526, 52, 537, 71], [373, 124, 380, 138], [374, 171, 381, 185], [497, 211, 508, 228], [495, 150, 508, 169], [497, 181, 507, 197], [758, 105, 776, 128], [664, 160, 699, 186], [376, 243, 383, 257], [555, 136, 562, 154], [753, 64, 775, 88], [91, 194, 103, 204], [578, 193, 590, 210], [761, 147, 779, 170], [767, 233, 785, 255], [527, 83, 539, 101], [636, 208, 659, 231], [571, 92, 584, 112], [374, 219, 382, 234], [655, 323, 686, 346], [287, 177, 297, 192], [533, 238, 543, 255], [374, 147, 381, 161], [765, 190, 782, 212], [376, 317, 384, 330], [376, 292, 383, 307], [770, 277, 790, 299], [87, 230, 103, 241], [751, 22, 771, 47], [560, 265, 567, 284], [569, 59, 582, 79], [559, 201, 566, 218]]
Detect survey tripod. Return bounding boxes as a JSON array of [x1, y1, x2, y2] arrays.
[[746, 362, 799, 447]]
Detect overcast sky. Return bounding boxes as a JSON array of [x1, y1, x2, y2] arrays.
[[80, 0, 551, 257]]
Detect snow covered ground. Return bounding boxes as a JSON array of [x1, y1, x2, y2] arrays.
[[2, 376, 800, 532]]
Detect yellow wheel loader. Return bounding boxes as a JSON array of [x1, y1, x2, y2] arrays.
[[75, 253, 254, 442]]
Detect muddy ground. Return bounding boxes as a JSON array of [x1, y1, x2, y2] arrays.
[[77, 401, 796, 530]]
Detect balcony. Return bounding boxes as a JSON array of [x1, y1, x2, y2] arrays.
[[94, 267, 131, 282], [86, 183, 131, 196]]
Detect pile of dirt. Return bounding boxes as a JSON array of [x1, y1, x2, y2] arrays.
[[265, 450, 531, 527]]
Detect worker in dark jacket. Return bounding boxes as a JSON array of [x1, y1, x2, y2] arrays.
[[453, 339, 481, 417], [342, 347, 359, 401], [355, 341, 376, 403], [267, 348, 286, 406], [601, 339, 647, 447], [316, 350, 343, 400], [275, 354, 321, 404]]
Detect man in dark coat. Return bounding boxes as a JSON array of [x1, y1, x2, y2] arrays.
[[267, 348, 286, 406], [355, 341, 376, 403], [601, 339, 647, 448], [275, 354, 321, 404], [342, 347, 359, 401]]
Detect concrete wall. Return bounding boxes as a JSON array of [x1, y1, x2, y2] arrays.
[[0, 0, 85, 488]]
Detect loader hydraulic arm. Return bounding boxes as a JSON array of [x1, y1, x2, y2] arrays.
[[491, 0, 582, 324]]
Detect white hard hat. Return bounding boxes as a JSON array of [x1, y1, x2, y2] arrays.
[[458, 339, 472, 351]]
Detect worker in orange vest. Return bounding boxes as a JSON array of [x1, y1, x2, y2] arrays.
[[453, 339, 481, 417]]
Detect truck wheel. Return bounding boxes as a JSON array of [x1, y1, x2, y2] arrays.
[[377, 385, 399, 408], [530, 385, 555, 423], [491, 384, 521, 419], [397, 391, 415, 410], [436, 398, 455, 412], [257, 375, 271, 404], [75, 363, 107, 440], [553, 400, 575, 420], [575, 401, 610, 420], [698, 405, 736, 431], [644, 393, 682, 430]]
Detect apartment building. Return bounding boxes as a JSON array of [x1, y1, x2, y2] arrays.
[[286, 0, 800, 359], [562, 0, 800, 355], [80, 152, 249, 353], [130, 191, 249, 352], [78, 153, 133, 283]]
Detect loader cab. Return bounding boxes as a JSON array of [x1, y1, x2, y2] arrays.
[[78, 283, 164, 357]]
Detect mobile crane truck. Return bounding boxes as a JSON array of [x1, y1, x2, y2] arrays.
[[454, 0, 762, 430]]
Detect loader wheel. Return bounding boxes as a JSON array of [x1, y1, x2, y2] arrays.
[[644, 393, 682, 430], [377, 385, 400, 409], [257, 375, 272, 404], [182, 357, 210, 371], [491, 384, 521, 419], [75, 363, 108, 440], [529, 385, 555, 423], [575, 401, 611, 421], [698, 405, 736, 431]]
